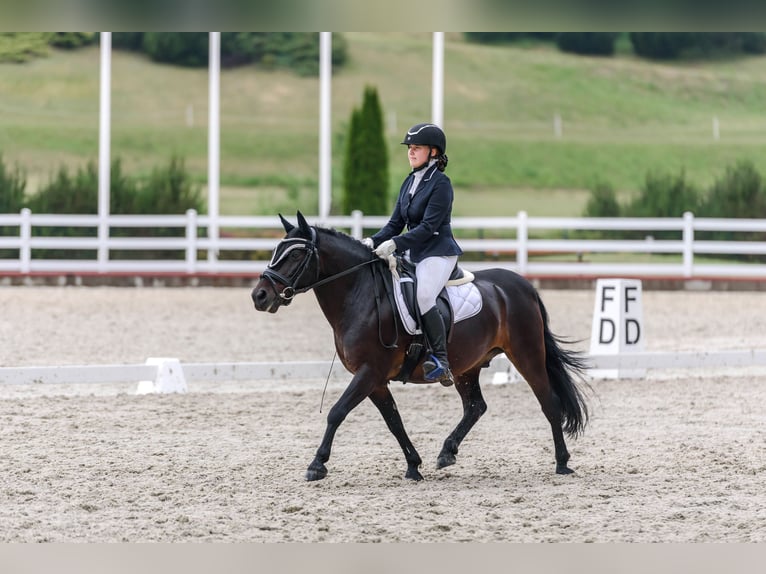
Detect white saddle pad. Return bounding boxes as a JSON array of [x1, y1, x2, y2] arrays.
[[392, 275, 483, 336]]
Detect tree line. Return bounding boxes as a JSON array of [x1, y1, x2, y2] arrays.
[[464, 32, 766, 59], [0, 32, 348, 75]]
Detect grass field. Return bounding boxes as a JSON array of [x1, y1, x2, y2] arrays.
[[3, 32, 766, 216]]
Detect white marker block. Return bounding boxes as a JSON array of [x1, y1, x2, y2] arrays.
[[589, 278, 646, 379], [136, 358, 188, 394]]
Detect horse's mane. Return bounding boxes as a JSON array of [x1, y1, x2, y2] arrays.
[[315, 225, 373, 260]]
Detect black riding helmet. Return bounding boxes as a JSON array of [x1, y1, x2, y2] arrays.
[[401, 123, 446, 155]]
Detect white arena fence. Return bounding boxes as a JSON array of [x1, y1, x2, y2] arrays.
[[3, 351, 766, 392], [2, 209, 766, 279]]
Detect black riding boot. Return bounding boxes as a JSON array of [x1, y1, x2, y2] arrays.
[[421, 307, 454, 386]]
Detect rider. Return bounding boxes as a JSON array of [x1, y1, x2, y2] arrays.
[[362, 123, 463, 386]]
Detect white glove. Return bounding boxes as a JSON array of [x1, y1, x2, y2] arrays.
[[361, 237, 374, 249], [374, 239, 397, 259]]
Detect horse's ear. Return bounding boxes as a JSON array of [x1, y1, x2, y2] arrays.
[[296, 211, 312, 237], [279, 213, 295, 233]]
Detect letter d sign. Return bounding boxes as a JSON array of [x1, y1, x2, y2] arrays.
[[589, 278, 645, 379]]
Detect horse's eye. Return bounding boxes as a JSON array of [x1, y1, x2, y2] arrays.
[[290, 250, 303, 260]]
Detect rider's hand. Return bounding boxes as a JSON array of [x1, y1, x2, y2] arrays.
[[374, 239, 397, 259], [361, 237, 374, 249]]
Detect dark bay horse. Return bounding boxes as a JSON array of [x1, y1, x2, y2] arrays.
[[251, 211, 590, 481]]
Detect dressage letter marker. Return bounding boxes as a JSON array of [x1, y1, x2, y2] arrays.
[[589, 278, 646, 379]]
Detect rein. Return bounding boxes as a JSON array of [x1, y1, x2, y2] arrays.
[[295, 258, 377, 295]]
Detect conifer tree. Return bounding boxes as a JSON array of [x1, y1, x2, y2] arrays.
[[342, 86, 389, 214]]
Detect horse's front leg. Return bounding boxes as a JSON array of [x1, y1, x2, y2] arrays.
[[368, 384, 423, 481], [306, 365, 378, 482]]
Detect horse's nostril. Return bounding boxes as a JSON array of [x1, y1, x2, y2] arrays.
[[252, 288, 266, 306]]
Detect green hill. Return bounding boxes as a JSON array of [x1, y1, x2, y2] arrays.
[[3, 32, 766, 216]]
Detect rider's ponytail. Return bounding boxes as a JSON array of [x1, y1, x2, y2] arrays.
[[436, 153, 448, 172]]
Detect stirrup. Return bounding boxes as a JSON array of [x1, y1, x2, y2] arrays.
[[423, 355, 454, 387]]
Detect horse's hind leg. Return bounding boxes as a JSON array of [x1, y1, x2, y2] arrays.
[[437, 368, 487, 470], [368, 385, 423, 480], [511, 355, 573, 474]]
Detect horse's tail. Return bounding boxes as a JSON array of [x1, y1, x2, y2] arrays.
[[536, 292, 590, 437]]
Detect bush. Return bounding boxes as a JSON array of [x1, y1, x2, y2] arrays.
[[0, 154, 27, 258], [629, 33, 691, 60], [133, 156, 202, 215], [697, 161, 766, 259], [698, 160, 766, 220], [142, 32, 209, 67], [556, 33, 618, 56], [0, 33, 50, 63], [343, 86, 389, 215], [630, 32, 766, 60], [27, 161, 99, 214], [625, 169, 700, 219], [24, 155, 203, 260], [110, 33, 145, 51], [0, 154, 26, 213], [464, 33, 556, 44], [741, 33, 766, 54], [139, 32, 347, 74], [49, 33, 97, 49], [584, 182, 621, 218]]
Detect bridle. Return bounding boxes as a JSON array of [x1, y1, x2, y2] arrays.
[[261, 226, 399, 350], [260, 227, 377, 303]]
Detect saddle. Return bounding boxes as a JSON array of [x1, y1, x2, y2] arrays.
[[381, 256, 482, 383]]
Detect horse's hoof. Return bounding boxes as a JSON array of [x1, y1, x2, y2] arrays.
[[556, 465, 574, 475], [436, 453, 456, 469], [405, 468, 424, 481], [305, 466, 328, 481]]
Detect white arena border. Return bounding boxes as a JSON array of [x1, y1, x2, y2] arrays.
[[2, 350, 766, 390]]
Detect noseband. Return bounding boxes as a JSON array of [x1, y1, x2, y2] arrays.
[[261, 228, 320, 302], [261, 227, 377, 302]]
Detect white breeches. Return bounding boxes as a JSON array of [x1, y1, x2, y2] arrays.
[[415, 255, 459, 313]]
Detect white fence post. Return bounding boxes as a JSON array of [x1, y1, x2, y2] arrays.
[[185, 209, 198, 274], [20, 208, 31, 273], [682, 211, 694, 278], [517, 211, 528, 275], [350, 209, 364, 239]]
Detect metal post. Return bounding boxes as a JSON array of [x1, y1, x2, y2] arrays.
[[319, 32, 332, 221], [98, 32, 111, 273], [432, 32, 444, 128], [208, 32, 221, 268]]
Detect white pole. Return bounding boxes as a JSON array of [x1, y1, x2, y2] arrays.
[[208, 32, 220, 267], [554, 113, 563, 138], [319, 32, 332, 221], [432, 32, 444, 128], [98, 32, 111, 272]]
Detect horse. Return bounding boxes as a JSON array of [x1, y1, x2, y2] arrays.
[[251, 211, 590, 482]]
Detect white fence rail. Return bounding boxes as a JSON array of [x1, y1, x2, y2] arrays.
[[3, 209, 766, 279], [2, 351, 766, 391]]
